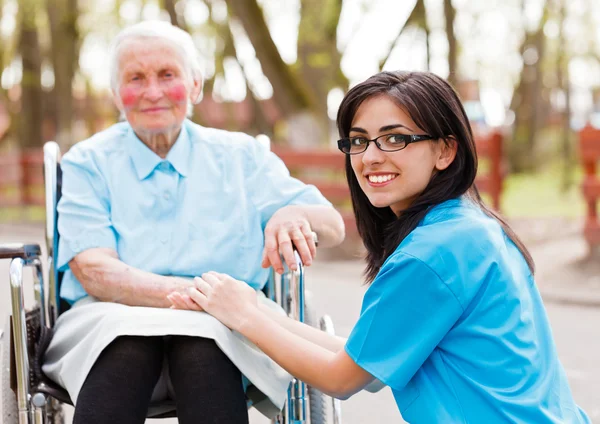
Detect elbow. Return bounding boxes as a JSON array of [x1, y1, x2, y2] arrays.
[[322, 208, 346, 247], [329, 382, 359, 401], [70, 249, 115, 299], [324, 375, 362, 400], [70, 256, 99, 297], [332, 211, 346, 246]]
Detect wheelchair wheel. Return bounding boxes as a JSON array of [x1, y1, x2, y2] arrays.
[[304, 302, 332, 424], [47, 398, 66, 424], [1, 317, 19, 424]]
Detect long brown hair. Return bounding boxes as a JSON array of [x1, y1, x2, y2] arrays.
[[336, 71, 534, 283]]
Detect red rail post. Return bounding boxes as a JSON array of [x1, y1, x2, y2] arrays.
[[579, 124, 600, 251], [474, 130, 503, 211]]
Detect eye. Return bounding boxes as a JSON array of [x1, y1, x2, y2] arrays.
[[349, 136, 368, 146], [386, 134, 408, 145]]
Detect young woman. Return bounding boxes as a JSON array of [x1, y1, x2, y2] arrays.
[[169, 71, 590, 423]]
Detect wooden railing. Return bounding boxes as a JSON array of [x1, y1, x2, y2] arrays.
[[0, 132, 505, 233], [579, 124, 600, 251], [0, 150, 45, 207]]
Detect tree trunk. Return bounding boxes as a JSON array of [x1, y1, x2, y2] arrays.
[[17, 0, 43, 149], [46, 0, 79, 148], [379, 0, 427, 71], [161, 0, 189, 31], [557, 0, 572, 190], [508, 2, 549, 172], [224, 0, 312, 117], [443, 0, 458, 86], [297, 0, 346, 119]]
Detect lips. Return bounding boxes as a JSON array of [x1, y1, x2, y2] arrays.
[[141, 107, 169, 113]]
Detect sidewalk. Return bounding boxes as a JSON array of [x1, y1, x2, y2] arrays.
[[1, 217, 599, 307]]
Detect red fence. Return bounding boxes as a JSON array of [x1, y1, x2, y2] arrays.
[[579, 124, 600, 251], [0, 132, 504, 234], [274, 130, 504, 234], [0, 150, 45, 207]]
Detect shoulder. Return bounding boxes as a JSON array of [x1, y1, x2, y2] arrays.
[[394, 198, 507, 306], [186, 121, 260, 156], [62, 122, 130, 167], [402, 198, 503, 260]]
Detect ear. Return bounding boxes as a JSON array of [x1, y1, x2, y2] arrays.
[[190, 78, 203, 104], [435, 136, 458, 171]]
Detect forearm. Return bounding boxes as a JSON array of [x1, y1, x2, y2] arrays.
[[242, 308, 353, 398], [70, 249, 191, 307], [294, 205, 345, 247], [259, 303, 346, 352]]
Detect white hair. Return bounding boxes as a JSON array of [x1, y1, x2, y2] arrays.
[[109, 20, 204, 105]]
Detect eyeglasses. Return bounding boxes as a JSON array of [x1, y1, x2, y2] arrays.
[[337, 133, 433, 155]]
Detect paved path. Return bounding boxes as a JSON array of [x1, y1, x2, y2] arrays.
[[0, 223, 598, 423]]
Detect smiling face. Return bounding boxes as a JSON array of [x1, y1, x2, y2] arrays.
[[349, 94, 454, 215], [113, 38, 201, 136]]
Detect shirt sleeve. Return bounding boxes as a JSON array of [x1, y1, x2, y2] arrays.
[[56, 147, 117, 271], [244, 139, 332, 227], [345, 251, 464, 392]]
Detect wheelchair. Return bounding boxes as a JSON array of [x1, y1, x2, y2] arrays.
[[0, 141, 343, 424]]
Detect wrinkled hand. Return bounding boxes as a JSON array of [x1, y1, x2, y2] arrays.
[[171, 272, 259, 331], [167, 290, 203, 311], [167, 277, 203, 311], [262, 206, 316, 274]]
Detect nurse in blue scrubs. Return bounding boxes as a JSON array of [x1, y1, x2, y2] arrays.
[[170, 70, 590, 423]]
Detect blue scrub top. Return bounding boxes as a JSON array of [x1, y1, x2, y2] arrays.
[[345, 198, 589, 423], [56, 119, 331, 304]]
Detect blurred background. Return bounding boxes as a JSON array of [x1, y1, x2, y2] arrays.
[[0, 0, 600, 222], [0, 0, 600, 422]]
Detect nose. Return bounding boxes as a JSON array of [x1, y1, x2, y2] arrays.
[[361, 141, 385, 166], [144, 78, 163, 101]]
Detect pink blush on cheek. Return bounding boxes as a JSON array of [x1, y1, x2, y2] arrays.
[[167, 84, 187, 103], [120, 87, 140, 108]]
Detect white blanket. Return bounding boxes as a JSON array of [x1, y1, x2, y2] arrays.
[[42, 294, 291, 418]]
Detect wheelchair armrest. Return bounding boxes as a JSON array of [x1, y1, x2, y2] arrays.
[[0, 243, 42, 260]]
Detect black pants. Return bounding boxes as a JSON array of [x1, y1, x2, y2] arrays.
[[73, 335, 249, 424]]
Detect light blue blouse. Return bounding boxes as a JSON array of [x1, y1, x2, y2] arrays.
[[57, 119, 330, 304], [345, 198, 590, 423]]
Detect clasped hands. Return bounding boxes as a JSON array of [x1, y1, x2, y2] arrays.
[[167, 206, 316, 317]]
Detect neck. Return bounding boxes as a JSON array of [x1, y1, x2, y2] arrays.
[[135, 125, 182, 158]]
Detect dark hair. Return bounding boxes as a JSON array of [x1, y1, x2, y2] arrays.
[[336, 71, 534, 283]]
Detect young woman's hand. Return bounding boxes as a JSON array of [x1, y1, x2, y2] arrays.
[[178, 272, 260, 332], [262, 205, 317, 274]]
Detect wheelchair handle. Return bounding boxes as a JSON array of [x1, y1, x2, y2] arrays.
[[0, 243, 42, 260]]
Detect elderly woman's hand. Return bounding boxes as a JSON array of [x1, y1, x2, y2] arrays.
[[262, 205, 317, 274], [176, 272, 259, 331], [167, 290, 204, 311]]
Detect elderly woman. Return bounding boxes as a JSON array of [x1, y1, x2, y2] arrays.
[[42, 20, 344, 424]]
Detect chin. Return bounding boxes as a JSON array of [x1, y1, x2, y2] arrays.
[[140, 120, 181, 133], [366, 196, 393, 209]]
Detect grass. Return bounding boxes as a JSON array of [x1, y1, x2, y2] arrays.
[[500, 164, 586, 219]]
